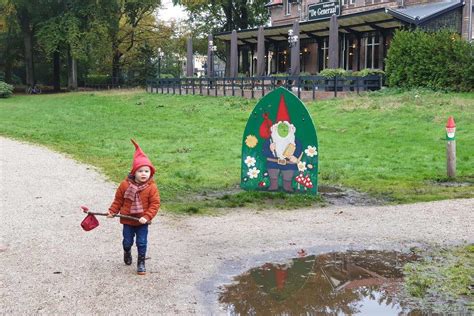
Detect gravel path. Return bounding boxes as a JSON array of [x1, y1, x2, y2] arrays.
[[1, 136, 473, 315]]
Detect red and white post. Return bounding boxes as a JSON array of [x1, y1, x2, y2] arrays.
[[445, 116, 456, 178]]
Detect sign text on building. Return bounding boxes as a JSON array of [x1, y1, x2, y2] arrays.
[[308, 1, 341, 21]]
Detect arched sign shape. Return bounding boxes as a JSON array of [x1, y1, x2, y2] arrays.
[[241, 87, 318, 194]]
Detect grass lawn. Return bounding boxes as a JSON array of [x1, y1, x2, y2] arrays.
[[403, 244, 474, 312], [1, 88, 473, 213]]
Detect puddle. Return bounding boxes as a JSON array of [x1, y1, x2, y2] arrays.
[[218, 250, 423, 315]]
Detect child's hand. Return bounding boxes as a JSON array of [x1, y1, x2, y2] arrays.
[[106, 211, 114, 218], [138, 217, 147, 224]]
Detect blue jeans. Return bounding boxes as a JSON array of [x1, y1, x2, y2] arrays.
[[122, 224, 148, 256]]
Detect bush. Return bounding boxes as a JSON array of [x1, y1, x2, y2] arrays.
[[85, 74, 110, 85], [319, 68, 350, 77], [271, 73, 290, 77], [0, 73, 21, 84], [354, 68, 385, 77], [0, 81, 14, 98], [386, 29, 474, 92]]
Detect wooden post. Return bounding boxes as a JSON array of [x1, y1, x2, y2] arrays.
[[447, 140, 456, 178], [445, 116, 456, 178]]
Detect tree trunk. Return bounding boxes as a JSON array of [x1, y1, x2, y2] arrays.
[[53, 51, 61, 92], [17, 7, 35, 87], [67, 50, 78, 90], [4, 26, 14, 83], [4, 62, 12, 84], [112, 50, 121, 85]]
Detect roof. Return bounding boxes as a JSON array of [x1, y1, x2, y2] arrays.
[[215, 0, 465, 45], [215, 7, 403, 45], [264, 0, 283, 8], [385, 0, 464, 25]]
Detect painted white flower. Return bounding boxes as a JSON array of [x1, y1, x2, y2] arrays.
[[297, 161, 307, 172], [244, 156, 256, 167], [305, 146, 318, 157], [247, 167, 260, 179]]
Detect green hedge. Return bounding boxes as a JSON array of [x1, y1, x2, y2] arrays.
[[0, 81, 14, 98], [353, 68, 385, 77], [386, 30, 474, 92], [319, 68, 349, 77], [85, 74, 111, 85]]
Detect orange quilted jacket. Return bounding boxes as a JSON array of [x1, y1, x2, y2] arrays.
[[108, 178, 160, 226]]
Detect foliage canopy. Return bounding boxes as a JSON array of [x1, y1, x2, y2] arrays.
[[385, 30, 474, 92]]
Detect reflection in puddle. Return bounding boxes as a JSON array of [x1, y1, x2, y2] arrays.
[[219, 250, 422, 315]]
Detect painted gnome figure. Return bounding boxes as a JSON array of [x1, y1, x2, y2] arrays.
[[261, 94, 302, 192]]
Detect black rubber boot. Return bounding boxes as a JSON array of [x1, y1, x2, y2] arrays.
[[124, 249, 132, 265], [137, 255, 146, 275]]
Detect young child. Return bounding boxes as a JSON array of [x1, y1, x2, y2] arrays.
[[107, 139, 160, 275]]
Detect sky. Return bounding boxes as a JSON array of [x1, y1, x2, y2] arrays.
[[156, 0, 188, 22]]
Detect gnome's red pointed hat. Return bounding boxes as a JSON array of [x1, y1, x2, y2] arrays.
[[259, 94, 291, 139], [130, 139, 156, 176], [276, 94, 291, 123]]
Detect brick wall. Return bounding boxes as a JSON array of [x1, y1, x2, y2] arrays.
[[271, 2, 299, 26]]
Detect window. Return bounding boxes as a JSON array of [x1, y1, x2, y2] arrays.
[[365, 34, 380, 69], [342, 0, 355, 5], [347, 39, 356, 70], [285, 0, 291, 15], [321, 39, 328, 70]]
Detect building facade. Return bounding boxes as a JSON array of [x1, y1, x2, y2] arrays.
[[215, 0, 473, 76]]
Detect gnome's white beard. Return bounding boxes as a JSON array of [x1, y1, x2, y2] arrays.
[[271, 122, 296, 159]]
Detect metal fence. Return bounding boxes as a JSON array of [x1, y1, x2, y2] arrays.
[[146, 75, 383, 100]]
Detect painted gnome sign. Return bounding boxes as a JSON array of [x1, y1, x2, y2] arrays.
[[241, 87, 318, 194]]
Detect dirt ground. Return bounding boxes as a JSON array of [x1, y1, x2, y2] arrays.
[[1, 136, 473, 315]]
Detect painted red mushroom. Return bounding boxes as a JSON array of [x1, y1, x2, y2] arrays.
[[295, 173, 305, 190], [303, 175, 313, 190]]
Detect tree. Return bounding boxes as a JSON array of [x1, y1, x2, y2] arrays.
[[0, 0, 23, 83], [172, 0, 269, 74], [36, 0, 111, 90], [2, 0, 181, 89], [106, 0, 162, 84], [174, 0, 268, 32], [9, 0, 46, 87]]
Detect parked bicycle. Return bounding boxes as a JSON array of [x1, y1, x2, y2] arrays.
[[26, 84, 42, 94]]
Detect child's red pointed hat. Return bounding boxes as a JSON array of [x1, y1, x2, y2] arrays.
[[130, 139, 156, 177]]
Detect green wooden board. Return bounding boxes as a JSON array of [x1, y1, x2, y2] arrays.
[[241, 87, 318, 194]]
